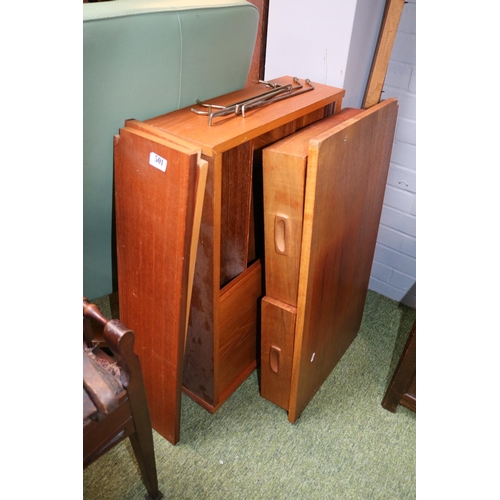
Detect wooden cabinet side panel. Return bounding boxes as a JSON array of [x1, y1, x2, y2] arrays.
[[114, 128, 198, 444], [260, 296, 296, 410], [289, 99, 399, 422], [218, 261, 263, 404], [183, 155, 219, 408], [220, 142, 254, 286]]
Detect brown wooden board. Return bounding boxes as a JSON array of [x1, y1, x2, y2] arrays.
[[183, 260, 262, 413], [186, 158, 208, 351], [260, 296, 297, 410], [220, 142, 254, 286], [114, 126, 205, 444], [362, 0, 405, 109], [262, 108, 363, 306], [122, 118, 218, 414], [146, 77, 345, 156], [182, 154, 219, 409], [219, 260, 262, 405], [288, 99, 399, 422], [245, 0, 269, 85]]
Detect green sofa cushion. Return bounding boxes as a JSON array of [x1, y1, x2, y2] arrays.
[[83, 0, 258, 299]]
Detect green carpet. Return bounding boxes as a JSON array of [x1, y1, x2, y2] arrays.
[[84, 290, 416, 499]]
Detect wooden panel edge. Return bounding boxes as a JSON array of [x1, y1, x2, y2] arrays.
[[362, 0, 406, 109], [184, 158, 208, 351]]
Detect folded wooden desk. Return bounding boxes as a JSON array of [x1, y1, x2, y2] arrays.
[[115, 77, 344, 442], [261, 100, 398, 422]]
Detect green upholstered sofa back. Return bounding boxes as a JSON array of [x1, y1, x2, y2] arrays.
[[84, 0, 259, 299]]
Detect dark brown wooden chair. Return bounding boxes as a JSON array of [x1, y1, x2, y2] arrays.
[[83, 298, 163, 500], [382, 320, 416, 413]]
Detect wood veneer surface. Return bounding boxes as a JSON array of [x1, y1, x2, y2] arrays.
[[289, 99, 399, 422], [177, 79, 343, 410], [260, 296, 297, 410], [262, 108, 362, 306], [220, 142, 254, 285], [114, 127, 203, 444], [146, 77, 345, 155]]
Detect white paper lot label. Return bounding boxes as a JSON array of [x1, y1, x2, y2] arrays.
[[149, 152, 167, 172]]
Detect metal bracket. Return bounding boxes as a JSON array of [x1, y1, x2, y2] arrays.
[[191, 77, 315, 126]]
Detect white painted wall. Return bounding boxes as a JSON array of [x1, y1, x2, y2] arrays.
[[342, 0, 386, 107], [265, 0, 385, 105], [265, 0, 416, 307], [264, 0, 358, 88]]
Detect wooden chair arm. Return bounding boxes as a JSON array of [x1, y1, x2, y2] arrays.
[[83, 297, 141, 389]]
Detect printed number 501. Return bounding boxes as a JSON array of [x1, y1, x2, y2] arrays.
[[149, 152, 167, 172]]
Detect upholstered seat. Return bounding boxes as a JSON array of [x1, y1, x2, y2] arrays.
[[83, 0, 259, 299]]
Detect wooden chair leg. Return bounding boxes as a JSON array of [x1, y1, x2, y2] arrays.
[[129, 431, 163, 500], [382, 321, 416, 413], [124, 340, 163, 499], [85, 302, 164, 499]]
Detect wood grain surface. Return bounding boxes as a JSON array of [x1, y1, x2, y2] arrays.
[[146, 77, 345, 155], [288, 99, 399, 423], [117, 78, 346, 419], [260, 296, 297, 410], [114, 126, 204, 444], [263, 108, 362, 306], [220, 142, 254, 285]]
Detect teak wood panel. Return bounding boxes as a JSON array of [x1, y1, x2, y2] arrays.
[[183, 149, 262, 412], [183, 260, 262, 413], [362, 0, 406, 109], [114, 126, 205, 445], [220, 142, 254, 286], [118, 79, 345, 418], [260, 296, 297, 410], [117, 127, 219, 411], [219, 260, 262, 402], [145, 77, 344, 156], [182, 153, 219, 408], [262, 108, 363, 306], [288, 98, 399, 422]]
